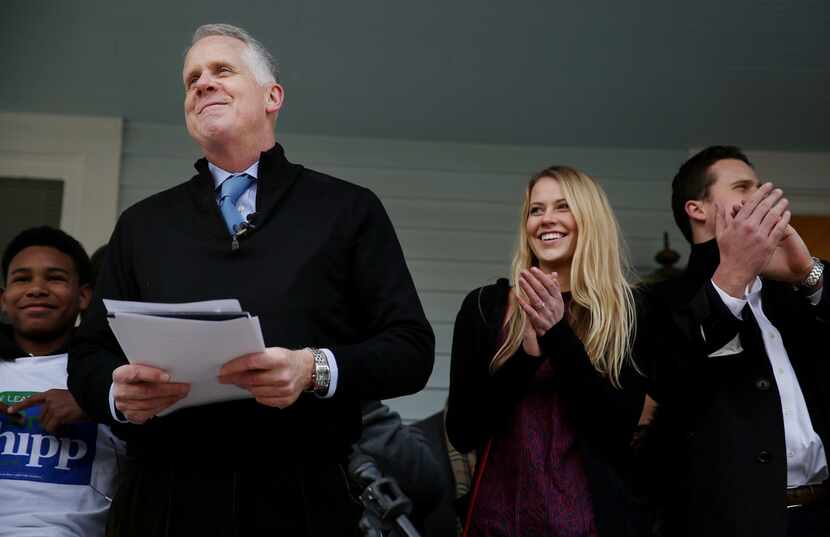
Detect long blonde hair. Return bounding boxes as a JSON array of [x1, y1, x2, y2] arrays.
[[490, 166, 637, 388]]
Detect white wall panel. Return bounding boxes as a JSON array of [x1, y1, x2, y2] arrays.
[[750, 151, 830, 216], [418, 291, 468, 324], [0, 112, 122, 253], [408, 260, 507, 292], [433, 322, 454, 356], [385, 388, 448, 423]]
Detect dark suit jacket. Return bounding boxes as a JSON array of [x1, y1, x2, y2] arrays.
[[67, 143, 434, 535], [641, 239, 830, 537]]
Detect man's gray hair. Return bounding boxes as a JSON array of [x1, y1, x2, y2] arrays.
[[189, 23, 278, 85]]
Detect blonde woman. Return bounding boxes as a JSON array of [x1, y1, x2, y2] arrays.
[[446, 166, 647, 537]]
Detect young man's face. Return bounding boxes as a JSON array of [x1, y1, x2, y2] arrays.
[[689, 158, 761, 240], [0, 246, 91, 346]]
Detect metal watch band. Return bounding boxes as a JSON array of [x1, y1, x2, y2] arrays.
[[305, 347, 330, 396], [802, 257, 824, 289]]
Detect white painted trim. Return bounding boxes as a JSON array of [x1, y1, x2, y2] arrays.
[[0, 152, 84, 235], [785, 188, 830, 216], [749, 150, 830, 215], [0, 113, 123, 253]]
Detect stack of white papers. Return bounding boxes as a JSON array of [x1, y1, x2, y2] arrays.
[[105, 299, 266, 415]]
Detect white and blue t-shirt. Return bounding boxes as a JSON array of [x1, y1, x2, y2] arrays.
[[0, 353, 124, 537]]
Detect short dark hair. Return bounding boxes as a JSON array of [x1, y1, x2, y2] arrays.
[[2, 226, 93, 286], [671, 145, 752, 243]]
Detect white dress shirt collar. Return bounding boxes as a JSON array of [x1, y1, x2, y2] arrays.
[[208, 161, 260, 189]]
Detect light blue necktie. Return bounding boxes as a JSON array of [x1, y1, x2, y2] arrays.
[[217, 173, 254, 235]]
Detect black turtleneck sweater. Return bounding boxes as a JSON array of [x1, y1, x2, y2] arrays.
[[68, 143, 435, 465]]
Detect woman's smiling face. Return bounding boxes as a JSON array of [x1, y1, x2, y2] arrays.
[[526, 176, 578, 273]]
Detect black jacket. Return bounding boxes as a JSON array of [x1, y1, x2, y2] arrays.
[[446, 279, 648, 536], [0, 323, 69, 360], [0, 324, 25, 360], [67, 144, 434, 535], [641, 239, 830, 537], [351, 400, 447, 529]]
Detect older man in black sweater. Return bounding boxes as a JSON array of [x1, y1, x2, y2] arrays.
[[68, 24, 434, 536]]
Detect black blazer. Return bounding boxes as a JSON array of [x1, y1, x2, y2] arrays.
[[641, 239, 830, 537], [446, 279, 648, 536]]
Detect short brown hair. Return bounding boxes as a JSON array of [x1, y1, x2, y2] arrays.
[[671, 146, 751, 242]]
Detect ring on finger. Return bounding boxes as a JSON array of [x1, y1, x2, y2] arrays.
[[534, 302, 546, 310]]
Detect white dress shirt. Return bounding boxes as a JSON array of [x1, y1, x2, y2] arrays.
[[209, 161, 259, 219], [711, 277, 827, 488]]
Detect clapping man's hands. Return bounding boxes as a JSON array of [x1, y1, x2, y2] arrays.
[[712, 183, 792, 298], [762, 223, 816, 285]]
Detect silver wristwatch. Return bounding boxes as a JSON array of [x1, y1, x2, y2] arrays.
[[305, 347, 331, 396], [801, 257, 825, 290]]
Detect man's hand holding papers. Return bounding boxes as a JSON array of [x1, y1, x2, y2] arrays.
[[104, 299, 267, 419], [112, 364, 191, 424], [218, 347, 315, 409]]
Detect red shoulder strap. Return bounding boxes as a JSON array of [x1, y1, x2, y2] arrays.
[[462, 438, 493, 537]]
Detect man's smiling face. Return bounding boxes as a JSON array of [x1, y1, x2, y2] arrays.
[[182, 35, 277, 150]]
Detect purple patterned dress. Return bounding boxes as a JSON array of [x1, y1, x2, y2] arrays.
[[468, 297, 599, 537]]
